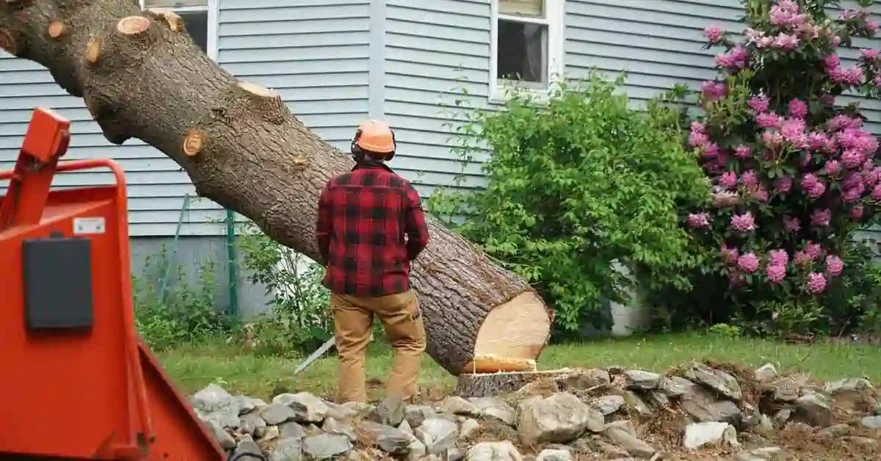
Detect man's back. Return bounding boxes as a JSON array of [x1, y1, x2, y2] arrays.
[[316, 163, 429, 297]]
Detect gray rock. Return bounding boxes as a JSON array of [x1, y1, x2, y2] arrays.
[[770, 377, 802, 402], [590, 395, 625, 416], [557, 369, 611, 391], [793, 392, 833, 428], [754, 364, 778, 383], [754, 414, 774, 434], [261, 403, 297, 426], [201, 410, 240, 430], [605, 420, 656, 458], [466, 441, 522, 461], [405, 404, 437, 428], [861, 415, 881, 429], [624, 370, 661, 390], [236, 395, 267, 415], [785, 421, 814, 432], [406, 436, 427, 461], [825, 378, 875, 411], [772, 409, 791, 426], [680, 385, 742, 425], [682, 422, 738, 449], [536, 448, 572, 461], [260, 425, 281, 443], [841, 436, 878, 448], [622, 391, 652, 417], [270, 437, 303, 461], [874, 403, 881, 416], [302, 433, 353, 459], [594, 440, 630, 458], [192, 384, 238, 414], [273, 392, 330, 424], [448, 448, 466, 461], [441, 396, 482, 417], [734, 446, 783, 461], [818, 423, 851, 437], [233, 435, 262, 458], [470, 397, 516, 426], [204, 420, 235, 450], [323, 417, 356, 442], [279, 421, 306, 440], [647, 390, 670, 408], [327, 401, 371, 421], [377, 394, 405, 426], [825, 377, 874, 394], [685, 363, 742, 401], [240, 412, 267, 437], [358, 420, 412, 455], [517, 393, 605, 446], [659, 376, 696, 397], [459, 418, 481, 440], [416, 417, 459, 454]]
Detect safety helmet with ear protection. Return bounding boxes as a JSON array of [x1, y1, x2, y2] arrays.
[[351, 119, 397, 162]]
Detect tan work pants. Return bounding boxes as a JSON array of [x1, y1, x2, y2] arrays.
[[331, 290, 426, 403]]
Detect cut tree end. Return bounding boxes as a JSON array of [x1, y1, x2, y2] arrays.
[[85, 37, 101, 64], [455, 369, 577, 398], [464, 291, 551, 374], [183, 129, 206, 157], [0, 29, 17, 55], [117, 16, 152, 36], [48, 21, 65, 39], [237, 81, 279, 99], [146, 8, 182, 32]]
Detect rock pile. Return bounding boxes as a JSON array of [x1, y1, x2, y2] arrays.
[[190, 361, 881, 460]]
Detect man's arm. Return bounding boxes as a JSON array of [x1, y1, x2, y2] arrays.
[[404, 184, 429, 261], [315, 183, 332, 265]]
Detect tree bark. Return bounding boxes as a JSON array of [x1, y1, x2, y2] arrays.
[[0, 0, 553, 375]]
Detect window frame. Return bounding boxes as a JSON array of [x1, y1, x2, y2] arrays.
[[139, 0, 218, 60], [489, 0, 565, 103]]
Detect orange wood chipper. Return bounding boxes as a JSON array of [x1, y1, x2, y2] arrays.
[[0, 108, 245, 460]]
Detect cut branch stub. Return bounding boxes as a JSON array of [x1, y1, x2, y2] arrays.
[[183, 129, 207, 157], [145, 8, 183, 32], [235, 81, 286, 125], [117, 16, 152, 37], [48, 21, 65, 39], [0, 29, 18, 55], [85, 37, 101, 64]]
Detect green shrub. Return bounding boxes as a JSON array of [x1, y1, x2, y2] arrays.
[[134, 248, 232, 350], [235, 222, 333, 356], [430, 72, 712, 333]]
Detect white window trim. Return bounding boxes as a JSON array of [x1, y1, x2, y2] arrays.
[[138, 0, 218, 61], [489, 0, 565, 104]]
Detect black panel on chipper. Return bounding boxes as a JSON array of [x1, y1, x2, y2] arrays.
[[21, 237, 94, 330]]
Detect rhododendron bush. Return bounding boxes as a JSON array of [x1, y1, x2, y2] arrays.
[[677, 0, 881, 333]]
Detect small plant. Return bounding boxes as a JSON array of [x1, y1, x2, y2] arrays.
[[134, 247, 231, 350], [235, 222, 333, 356]]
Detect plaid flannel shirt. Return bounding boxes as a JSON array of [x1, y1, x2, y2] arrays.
[[315, 162, 430, 297]]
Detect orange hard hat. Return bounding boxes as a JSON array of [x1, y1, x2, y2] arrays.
[[353, 119, 396, 155]]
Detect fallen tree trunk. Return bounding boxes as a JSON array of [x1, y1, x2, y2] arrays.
[[0, 0, 552, 375]]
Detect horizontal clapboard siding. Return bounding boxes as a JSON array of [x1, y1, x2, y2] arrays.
[[565, 0, 881, 132], [0, 0, 371, 237], [384, 0, 492, 193]]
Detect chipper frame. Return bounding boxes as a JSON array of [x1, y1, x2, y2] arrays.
[[0, 107, 229, 460]]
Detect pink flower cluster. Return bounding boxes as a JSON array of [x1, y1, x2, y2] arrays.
[[688, 121, 719, 159], [731, 212, 756, 232], [704, 24, 723, 42], [715, 46, 749, 69], [687, 212, 710, 229], [825, 53, 864, 86], [700, 81, 728, 102]]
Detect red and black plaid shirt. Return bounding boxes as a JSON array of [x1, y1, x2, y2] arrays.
[[315, 162, 430, 297]]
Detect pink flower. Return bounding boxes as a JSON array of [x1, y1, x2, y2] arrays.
[[781, 118, 809, 148], [805, 242, 822, 259], [806, 272, 827, 293], [741, 170, 758, 187], [833, 35, 842, 46], [830, 67, 863, 86], [801, 173, 819, 190], [874, 75, 881, 88], [775, 175, 793, 193], [795, 251, 812, 265], [861, 49, 880, 61], [766, 264, 787, 284], [866, 167, 881, 186], [734, 145, 752, 158], [720, 171, 737, 189], [811, 208, 832, 227], [768, 249, 789, 267], [687, 212, 711, 229], [714, 190, 740, 207], [748, 94, 770, 113], [689, 131, 709, 148], [843, 150, 865, 169], [731, 212, 756, 232], [773, 33, 800, 51], [873, 183, 881, 201], [852, 205, 865, 219], [704, 24, 724, 42], [691, 121, 706, 134], [844, 182, 865, 203], [770, 0, 801, 26], [784, 215, 801, 233], [843, 172, 864, 190], [868, 18, 879, 33], [721, 245, 739, 265], [825, 54, 841, 70], [701, 81, 727, 101], [788, 99, 808, 118], [826, 255, 844, 277], [808, 181, 826, 199], [751, 185, 769, 202], [702, 142, 720, 159], [828, 115, 862, 131], [762, 131, 784, 148], [715, 46, 749, 69], [825, 160, 841, 176], [757, 113, 782, 128], [738, 252, 760, 273]]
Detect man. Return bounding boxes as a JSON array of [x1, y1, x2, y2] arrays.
[[315, 119, 430, 404]]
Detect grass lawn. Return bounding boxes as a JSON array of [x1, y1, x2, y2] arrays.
[[157, 332, 881, 401]]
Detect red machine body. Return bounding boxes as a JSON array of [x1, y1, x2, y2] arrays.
[[0, 108, 226, 460]]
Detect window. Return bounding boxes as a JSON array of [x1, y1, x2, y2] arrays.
[[141, 0, 217, 59], [490, 0, 564, 102]]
